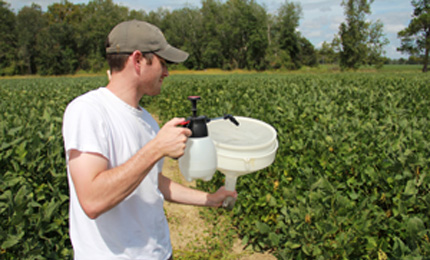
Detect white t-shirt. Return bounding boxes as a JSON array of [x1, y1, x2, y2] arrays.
[[62, 87, 172, 260]]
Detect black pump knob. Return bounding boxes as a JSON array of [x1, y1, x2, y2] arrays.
[[188, 96, 201, 117]]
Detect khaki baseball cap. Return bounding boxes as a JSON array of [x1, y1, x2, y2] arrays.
[[106, 20, 189, 63]]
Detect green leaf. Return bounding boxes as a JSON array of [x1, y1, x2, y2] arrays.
[[268, 232, 280, 245], [365, 236, 377, 251], [285, 241, 301, 249], [406, 217, 425, 236], [44, 199, 59, 221], [392, 237, 411, 256], [256, 221, 271, 234], [14, 185, 29, 205], [403, 180, 417, 196], [1, 232, 24, 249]]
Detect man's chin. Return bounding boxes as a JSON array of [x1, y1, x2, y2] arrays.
[[148, 90, 161, 96]]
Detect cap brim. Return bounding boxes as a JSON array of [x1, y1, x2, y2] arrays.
[[155, 44, 189, 63]]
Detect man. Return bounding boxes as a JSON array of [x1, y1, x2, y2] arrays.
[[62, 20, 236, 259]]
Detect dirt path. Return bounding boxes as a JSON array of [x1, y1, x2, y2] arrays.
[[162, 157, 276, 259]]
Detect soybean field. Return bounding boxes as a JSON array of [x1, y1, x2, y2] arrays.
[[1, 72, 429, 259]]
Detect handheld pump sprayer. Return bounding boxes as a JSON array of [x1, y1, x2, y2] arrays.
[[178, 96, 278, 210]]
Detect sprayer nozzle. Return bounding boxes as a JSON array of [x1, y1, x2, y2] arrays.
[[224, 114, 240, 126]]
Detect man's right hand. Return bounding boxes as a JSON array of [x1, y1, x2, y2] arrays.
[[153, 118, 192, 159]]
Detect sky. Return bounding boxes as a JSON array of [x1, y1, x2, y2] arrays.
[[8, 0, 414, 59]]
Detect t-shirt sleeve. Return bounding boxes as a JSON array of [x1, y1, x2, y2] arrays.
[[62, 100, 109, 161]]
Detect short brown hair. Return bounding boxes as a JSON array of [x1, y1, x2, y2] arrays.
[[106, 52, 155, 73]]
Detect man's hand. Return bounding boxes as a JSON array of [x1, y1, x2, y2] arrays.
[[153, 118, 192, 159], [206, 186, 238, 208], [158, 173, 237, 208]]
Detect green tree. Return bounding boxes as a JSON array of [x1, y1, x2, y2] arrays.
[[145, 7, 169, 28], [128, 9, 147, 21], [220, 0, 268, 70], [200, 0, 224, 68], [34, 1, 82, 75], [272, 0, 303, 70], [163, 7, 205, 69], [16, 4, 47, 74], [35, 23, 78, 75], [366, 21, 390, 68], [398, 0, 430, 72], [337, 0, 389, 70], [318, 41, 338, 64], [298, 36, 317, 67], [244, 1, 268, 70], [0, 0, 16, 75], [265, 14, 280, 68], [78, 0, 129, 72]]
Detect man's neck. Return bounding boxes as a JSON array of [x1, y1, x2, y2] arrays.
[[106, 75, 142, 109]]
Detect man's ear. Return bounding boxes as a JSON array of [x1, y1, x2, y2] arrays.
[[131, 50, 143, 73]]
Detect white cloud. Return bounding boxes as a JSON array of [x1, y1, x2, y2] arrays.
[[319, 6, 332, 12], [306, 30, 323, 38], [385, 24, 407, 34]]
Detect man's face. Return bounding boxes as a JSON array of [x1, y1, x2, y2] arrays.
[[140, 54, 169, 96]]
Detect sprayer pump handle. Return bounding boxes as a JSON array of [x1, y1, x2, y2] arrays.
[[188, 96, 201, 117], [188, 96, 201, 101]]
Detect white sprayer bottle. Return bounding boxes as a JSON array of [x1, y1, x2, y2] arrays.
[[179, 96, 217, 182]]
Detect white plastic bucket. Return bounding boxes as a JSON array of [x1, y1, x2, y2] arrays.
[[208, 116, 278, 176]]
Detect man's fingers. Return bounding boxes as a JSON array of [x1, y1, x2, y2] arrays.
[[165, 117, 187, 127], [164, 118, 192, 137], [181, 127, 192, 137]]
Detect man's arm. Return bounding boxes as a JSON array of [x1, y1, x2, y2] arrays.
[[158, 173, 237, 207], [68, 118, 191, 219]]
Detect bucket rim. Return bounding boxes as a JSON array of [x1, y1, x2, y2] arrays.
[[208, 116, 277, 151]]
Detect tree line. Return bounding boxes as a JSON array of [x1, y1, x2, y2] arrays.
[[0, 0, 428, 75]]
